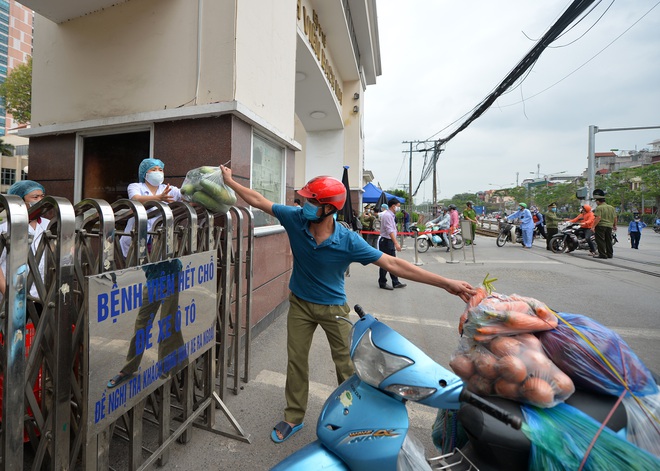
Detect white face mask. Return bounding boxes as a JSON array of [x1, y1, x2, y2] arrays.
[[394, 206, 401, 213], [145, 171, 164, 186]]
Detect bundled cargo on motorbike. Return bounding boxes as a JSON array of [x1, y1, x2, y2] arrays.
[[537, 312, 660, 457], [459, 288, 558, 342], [451, 282, 574, 408], [450, 334, 574, 408], [180, 165, 237, 214]]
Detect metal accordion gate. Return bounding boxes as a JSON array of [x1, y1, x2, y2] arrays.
[[0, 196, 253, 470]]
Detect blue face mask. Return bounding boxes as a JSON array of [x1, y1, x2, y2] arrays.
[[551, 208, 557, 212], [302, 201, 321, 221]]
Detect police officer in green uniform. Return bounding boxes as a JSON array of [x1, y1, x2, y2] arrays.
[[463, 201, 478, 245], [544, 202, 560, 251], [592, 189, 617, 259]]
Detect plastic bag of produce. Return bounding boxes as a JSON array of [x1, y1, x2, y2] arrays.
[[460, 289, 558, 342], [180, 166, 237, 214], [538, 313, 657, 397], [450, 335, 574, 408], [538, 312, 660, 456], [522, 402, 660, 470]]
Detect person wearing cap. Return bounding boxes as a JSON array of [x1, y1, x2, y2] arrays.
[[545, 202, 560, 251], [0, 180, 48, 306], [463, 201, 478, 245], [379, 198, 407, 290], [359, 207, 377, 247], [592, 189, 617, 259], [119, 158, 183, 257], [506, 203, 534, 248], [628, 213, 647, 249], [219, 165, 475, 443]]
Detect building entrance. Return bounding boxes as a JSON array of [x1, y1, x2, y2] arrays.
[[82, 131, 150, 201]]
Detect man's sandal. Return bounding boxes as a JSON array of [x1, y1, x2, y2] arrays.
[[270, 421, 304, 443], [107, 372, 130, 389]]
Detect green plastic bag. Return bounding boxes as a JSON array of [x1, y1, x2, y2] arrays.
[[521, 403, 660, 470]]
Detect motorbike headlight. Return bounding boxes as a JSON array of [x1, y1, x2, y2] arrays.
[[352, 330, 413, 388]]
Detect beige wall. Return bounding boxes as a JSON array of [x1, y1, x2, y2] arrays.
[[31, 0, 297, 138], [32, 0, 206, 124], [235, 0, 297, 137]]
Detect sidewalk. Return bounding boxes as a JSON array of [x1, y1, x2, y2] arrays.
[[137, 229, 660, 470]]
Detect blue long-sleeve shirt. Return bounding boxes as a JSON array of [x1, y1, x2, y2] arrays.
[[507, 208, 534, 230], [628, 220, 647, 233]]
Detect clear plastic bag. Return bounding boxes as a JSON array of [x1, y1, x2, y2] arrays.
[[522, 402, 660, 470], [622, 391, 660, 457], [180, 166, 237, 214], [449, 335, 574, 408], [397, 432, 432, 471], [460, 290, 558, 342]]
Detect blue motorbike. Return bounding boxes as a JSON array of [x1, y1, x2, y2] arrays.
[[271, 305, 522, 470]]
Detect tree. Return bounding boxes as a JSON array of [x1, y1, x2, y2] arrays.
[[0, 56, 31, 124], [0, 138, 14, 156]]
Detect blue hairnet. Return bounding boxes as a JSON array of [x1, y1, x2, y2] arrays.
[[138, 158, 165, 183], [8, 180, 45, 199]]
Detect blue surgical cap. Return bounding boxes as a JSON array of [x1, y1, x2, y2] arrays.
[[138, 158, 165, 183], [8, 180, 45, 199]]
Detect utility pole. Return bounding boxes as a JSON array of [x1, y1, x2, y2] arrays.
[[402, 139, 442, 210], [408, 141, 413, 208]]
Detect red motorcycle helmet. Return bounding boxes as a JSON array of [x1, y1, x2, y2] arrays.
[[298, 176, 346, 210]]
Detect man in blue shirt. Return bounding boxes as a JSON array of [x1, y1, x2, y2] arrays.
[[507, 203, 534, 248], [220, 165, 475, 443]]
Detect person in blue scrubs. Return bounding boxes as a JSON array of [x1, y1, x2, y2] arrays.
[[507, 202, 534, 248], [220, 165, 475, 443]]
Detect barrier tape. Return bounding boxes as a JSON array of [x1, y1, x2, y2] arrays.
[[359, 229, 454, 236]]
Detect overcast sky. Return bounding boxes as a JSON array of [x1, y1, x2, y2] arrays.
[[363, 0, 660, 204]]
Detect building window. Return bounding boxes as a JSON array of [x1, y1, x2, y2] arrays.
[[1, 167, 15, 186], [251, 133, 284, 227]]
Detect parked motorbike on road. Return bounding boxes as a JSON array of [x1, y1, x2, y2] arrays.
[[271, 305, 521, 471], [496, 222, 544, 248], [550, 223, 617, 254], [413, 222, 464, 253], [271, 305, 655, 470], [496, 222, 523, 247]]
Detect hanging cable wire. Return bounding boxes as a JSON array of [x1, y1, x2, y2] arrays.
[[413, 0, 601, 196]]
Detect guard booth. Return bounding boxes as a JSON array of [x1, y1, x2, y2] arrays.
[[0, 195, 254, 470]]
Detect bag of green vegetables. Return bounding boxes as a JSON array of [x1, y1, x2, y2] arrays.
[[181, 166, 237, 214]]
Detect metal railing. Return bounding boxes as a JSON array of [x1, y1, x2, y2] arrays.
[[0, 196, 254, 470]]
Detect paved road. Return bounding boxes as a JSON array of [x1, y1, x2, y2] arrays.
[[124, 228, 660, 470]]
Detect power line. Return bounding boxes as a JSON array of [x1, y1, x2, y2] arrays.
[[410, 0, 602, 196]]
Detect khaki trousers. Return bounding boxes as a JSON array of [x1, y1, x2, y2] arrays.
[[284, 293, 353, 424]]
